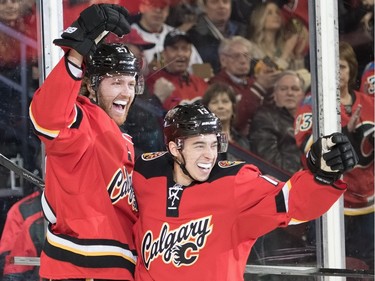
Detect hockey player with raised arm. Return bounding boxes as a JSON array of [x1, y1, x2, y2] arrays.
[[132, 103, 358, 281], [29, 4, 142, 281]]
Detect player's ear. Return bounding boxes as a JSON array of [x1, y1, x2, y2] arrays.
[[168, 141, 180, 158], [87, 83, 96, 100]]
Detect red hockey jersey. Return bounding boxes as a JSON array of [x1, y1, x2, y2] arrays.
[[132, 152, 346, 281], [29, 57, 138, 280], [294, 92, 374, 214]]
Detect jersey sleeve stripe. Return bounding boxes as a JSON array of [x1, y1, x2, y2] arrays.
[[29, 104, 80, 139], [41, 191, 56, 224], [44, 226, 137, 271]]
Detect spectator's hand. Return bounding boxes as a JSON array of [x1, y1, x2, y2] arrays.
[[154, 77, 175, 103], [281, 33, 299, 61], [294, 25, 309, 57], [361, 11, 374, 32], [54, 4, 130, 58], [307, 133, 358, 185]]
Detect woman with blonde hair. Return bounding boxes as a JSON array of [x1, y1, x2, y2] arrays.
[[247, 0, 308, 71]]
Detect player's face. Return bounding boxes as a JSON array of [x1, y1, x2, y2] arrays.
[[97, 74, 136, 126], [179, 134, 218, 183]]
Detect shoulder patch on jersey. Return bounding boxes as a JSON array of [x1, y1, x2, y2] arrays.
[[218, 160, 245, 168], [141, 151, 168, 161]]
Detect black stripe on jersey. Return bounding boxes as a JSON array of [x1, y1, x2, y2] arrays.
[[275, 190, 287, 213], [31, 106, 83, 139], [43, 240, 135, 274], [71, 105, 83, 129], [206, 161, 245, 183], [43, 232, 136, 274], [32, 127, 54, 140], [135, 153, 174, 178]]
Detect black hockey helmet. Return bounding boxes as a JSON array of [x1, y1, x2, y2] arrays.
[[86, 43, 144, 95], [163, 104, 228, 153]]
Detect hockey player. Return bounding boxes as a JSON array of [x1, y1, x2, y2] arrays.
[[132, 103, 358, 281], [29, 4, 140, 281]]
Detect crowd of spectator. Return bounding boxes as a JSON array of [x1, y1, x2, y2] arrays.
[[0, 0, 373, 279]]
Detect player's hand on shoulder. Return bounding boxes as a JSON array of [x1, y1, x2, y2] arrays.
[[54, 4, 130, 58], [306, 132, 358, 185]]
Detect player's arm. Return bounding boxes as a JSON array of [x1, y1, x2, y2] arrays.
[[30, 4, 130, 138], [234, 133, 358, 240]]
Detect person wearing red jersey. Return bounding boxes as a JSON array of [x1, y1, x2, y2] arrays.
[[132, 103, 357, 281], [29, 4, 140, 281], [0, 190, 43, 281], [294, 42, 374, 270]]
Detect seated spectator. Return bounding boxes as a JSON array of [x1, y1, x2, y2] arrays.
[[187, 0, 247, 74], [200, 83, 249, 160], [210, 36, 280, 136], [249, 70, 305, 174], [130, 0, 202, 73], [247, 0, 308, 71], [146, 30, 208, 110]]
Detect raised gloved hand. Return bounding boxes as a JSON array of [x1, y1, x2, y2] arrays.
[[307, 132, 358, 185], [53, 4, 130, 58]]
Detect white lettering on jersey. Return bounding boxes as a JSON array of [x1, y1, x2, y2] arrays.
[[141, 216, 213, 269], [107, 167, 138, 211]]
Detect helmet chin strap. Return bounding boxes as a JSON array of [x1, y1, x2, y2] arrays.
[[174, 150, 199, 184]]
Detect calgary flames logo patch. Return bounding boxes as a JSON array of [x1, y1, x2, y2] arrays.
[[142, 151, 167, 161], [218, 160, 245, 168], [141, 216, 213, 269]]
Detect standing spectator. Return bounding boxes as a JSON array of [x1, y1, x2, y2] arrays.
[[146, 29, 208, 110], [249, 70, 305, 174], [247, 0, 308, 71], [201, 83, 249, 160], [294, 41, 374, 270], [29, 4, 140, 280], [132, 103, 357, 281], [210, 36, 280, 136], [187, 0, 247, 74], [131, 0, 202, 73]]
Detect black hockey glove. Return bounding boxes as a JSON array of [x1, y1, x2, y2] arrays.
[[307, 132, 358, 185], [53, 4, 130, 58]]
